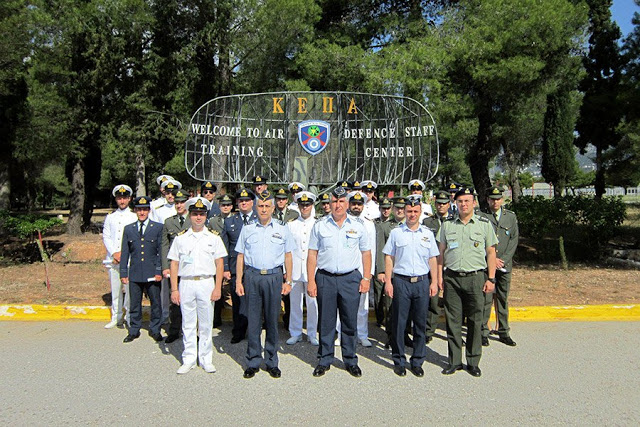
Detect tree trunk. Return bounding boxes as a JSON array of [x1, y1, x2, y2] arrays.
[[136, 151, 146, 197], [511, 180, 522, 203], [594, 145, 605, 199], [0, 158, 10, 210], [67, 157, 85, 236], [469, 110, 494, 211]]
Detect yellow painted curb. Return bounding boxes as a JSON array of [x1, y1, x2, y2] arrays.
[[1, 303, 639, 322]]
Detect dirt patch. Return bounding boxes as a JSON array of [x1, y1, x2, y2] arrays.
[[0, 231, 637, 306]]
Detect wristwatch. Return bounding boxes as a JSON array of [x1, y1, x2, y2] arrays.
[[488, 278, 496, 284]]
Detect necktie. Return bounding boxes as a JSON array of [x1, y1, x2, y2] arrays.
[[494, 213, 499, 223], [139, 221, 144, 236], [243, 214, 248, 225], [179, 216, 184, 227], [278, 211, 283, 221]]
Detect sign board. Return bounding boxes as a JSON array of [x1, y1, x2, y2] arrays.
[[184, 91, 438, 185]]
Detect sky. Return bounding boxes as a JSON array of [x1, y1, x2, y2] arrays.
[[612, 0, 638, 37]]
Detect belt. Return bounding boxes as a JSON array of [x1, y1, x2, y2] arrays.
[[446, 269, 484, 277], [246, 266, 283, 275], [318, 269, 355, 277], [182, 275, 213, 281], [394, 273, 429, 283]]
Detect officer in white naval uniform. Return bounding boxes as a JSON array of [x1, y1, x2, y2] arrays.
[[168, 197, 227, 374], [287, 182, 306, 213], [360, 180, 381, 220], [150, 175, 173, 210], [285, 191, 319, 346], [102, 184, 137, 329]]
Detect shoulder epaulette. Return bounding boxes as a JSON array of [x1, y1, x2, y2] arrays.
[[177, 229, 187, 236], [286, 217, 297, 223], [274, 219, 286, 226], [444, 216, 455, 222], [207, 227, 220, 235], [477, 215, 489, 223], [503, 208, 515, 215]]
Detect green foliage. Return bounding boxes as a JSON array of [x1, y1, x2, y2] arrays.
[[0, 210, 63, 239], [518, 172, 535, 189]]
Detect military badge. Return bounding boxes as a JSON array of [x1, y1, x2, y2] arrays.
[[298, 120, 330, 156]]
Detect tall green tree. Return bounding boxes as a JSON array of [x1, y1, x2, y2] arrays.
[[575, 0, 623, 198]]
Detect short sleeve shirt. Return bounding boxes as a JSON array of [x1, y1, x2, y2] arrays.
[[235, 220, 296, 269], [437, 214, 498, 272], [383, 223, 439, 276], [167, 228, 227, 277]]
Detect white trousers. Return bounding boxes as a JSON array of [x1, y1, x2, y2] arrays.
[[108, 267, 130, 324], [336, 292, 369, 340], [288, 281, 318, 339], [180, 278, 215, 366], [161, 277, 170, 320]]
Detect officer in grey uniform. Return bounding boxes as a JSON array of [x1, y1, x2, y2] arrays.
[[161, 190, 190, 344], [307, 187, 372, 378], [235, 190, 295, 379], [437, 187, 498, 377], [383, 195, 439, 377], [481, 186, 519, 347], [422, 190, 454, 343]]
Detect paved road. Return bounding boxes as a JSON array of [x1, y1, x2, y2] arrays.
[[1, 321, 638, 425]]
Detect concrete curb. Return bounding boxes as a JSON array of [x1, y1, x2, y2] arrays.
[[1, 304, 639, 322]]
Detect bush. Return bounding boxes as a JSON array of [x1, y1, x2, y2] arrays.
[[0, 211, 64, 239]]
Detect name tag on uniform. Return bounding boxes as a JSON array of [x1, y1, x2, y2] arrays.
[[183, 255, 194, 264], [448, 242, 459, 249]]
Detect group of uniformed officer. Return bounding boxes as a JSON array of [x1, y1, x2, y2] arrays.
[[102, 174, 519, 378]]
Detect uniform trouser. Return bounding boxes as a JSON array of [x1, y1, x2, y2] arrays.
[[443, 271, 485, 367], [289, 280, 318, 339], [426, 293, 441, 338], [213, 281, 229, 325], [245, 268, 282, 369], [316, 270, 361, 367], [282, 294, 291, 330], [335, 290, 369, 339], [108, 267, 130, 324], [390, 276, 429, 368], [230, 273, 248, 339], [128, 281, 162, 336], [481, 270, 511, 338], [179, 278, 215, 366], [168, 278, 182, 337], [160, 278, 170, 320], [373, 277, 386, 326]]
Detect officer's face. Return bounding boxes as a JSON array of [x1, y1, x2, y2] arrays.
[[436, 201, 450, 216], [330, 196, 348, 219], [456, 195, 475, 216], [299, 202, 313, 219], [276, 198, 288, 209], [115, 195, 131, 210], [411, 188, 422, 195], [405, 204, 421, 226], [220, 203, 233, 214], [254, 183, 267, 193], [175, 201, 187, 215], [394, 206, 405, 220], [165, 192, 175, 204], [321, 201, 331, 213], [380, 206, 391, 220], [135, 207, 149, 221], [349, 202, 364, 216], [237, 198, 253, 214], [202, 189, 215, 201], [189, 210, 207, 227], [487, 197, 503, 212], [363, 189, 374, 199], [256, 199, 275, 222]]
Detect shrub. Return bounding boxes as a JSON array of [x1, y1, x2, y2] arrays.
[[0, 211, 63, 240]]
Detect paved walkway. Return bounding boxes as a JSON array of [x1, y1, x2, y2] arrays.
[[1, 321, 638, 425]]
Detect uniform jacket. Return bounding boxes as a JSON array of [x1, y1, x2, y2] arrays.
[[161, 214, 191, 270], [273, 207, 299, 222], [207, 215, 225, 235], [206, 202, 222, 219], [120, 220, 163, 282], [102, 208, 137, 263], [374, 217, 398, 274], [482, 208, 519, 271], [221, 210, 258, 273], [422, 213, 454, 237]]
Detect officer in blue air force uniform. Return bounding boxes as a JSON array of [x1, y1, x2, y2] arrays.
[[307, 187, 372, 378], [120, 196, 164, 343], [235, 190, 295, 379], [383, 195, 440, 377]]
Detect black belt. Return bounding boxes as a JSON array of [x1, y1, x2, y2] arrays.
[[394, 273, 429, 283], [318, 269, 355, 277], [246, 266, 283, 275], [446, 269, 484, 277]]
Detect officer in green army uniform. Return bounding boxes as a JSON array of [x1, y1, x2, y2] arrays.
[[392, 197, 406, 223], [437, 187, 498, 377], [422, 190, 454, 343], [481, 186, 519, 347], [207, 194, 233, 328], [161, 190, 190, 344], [318, 193, 331, 217], [373, 197, 397, 328], [274, 188, 300, 222]]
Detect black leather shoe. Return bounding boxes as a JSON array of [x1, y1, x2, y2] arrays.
[[123, 333, 140, 343], [313, 365, 330, 377], [404, 336, 413, 348], [441, 364, 463, 375], [231, 336, 244, 344], [499, 336, 517, 346], [467, 365, 482, 377], [149, 333, 164, 342], [243, 367, 259, 379], [346, 365, 362, 378], [384, 340, 391, 349], [410, 366, 425, 377], [213, 320, 222, 328], [267, 367, 281, 378], [165, 334, 179, 344], [426, 336, 433, 344], [482, 336, 490, 347], [393, 366, 406, 377]]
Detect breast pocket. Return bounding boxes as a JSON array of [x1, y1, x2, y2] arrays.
[[345, 235, 359, 248], [246, 234, 260, 249], [270, 236, 285, 245], [470, 232, 483, 248], [320, 230, 334, 249]]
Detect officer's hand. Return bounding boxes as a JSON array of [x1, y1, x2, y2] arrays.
[[496, 258, 505, 269], [483, 280, 495, 293], [236, 282, 245, 296], [223, 271, 231, 280], [162, 269, 170, 278], [171, 290, 180, 305], [377, 273, 385, 282], [429, 282, 438, 297], [211, 289, 222, 301], [154, 274, 162, 282], [112, 252, 121, 264], [121, 277, 128, 284], [384, 282, 393, 298], [359, 279, 370, 293], [307, 281, 317, 298], [282, 283, 291, 296]]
